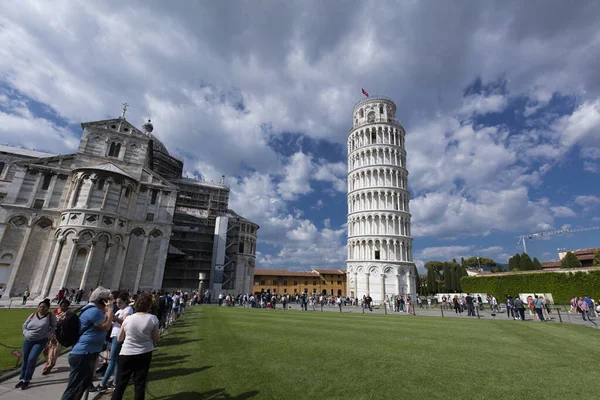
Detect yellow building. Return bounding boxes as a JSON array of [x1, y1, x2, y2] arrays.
[[253, 269, 347, 297]]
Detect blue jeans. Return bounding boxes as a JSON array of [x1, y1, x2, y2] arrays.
[[20, 338, 48, 383], [61, 352, 97, 400], [101, 340, 122, 386]]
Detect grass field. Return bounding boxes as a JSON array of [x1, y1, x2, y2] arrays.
[[132, 306, 600, 400], [0, 309, 38, 373]]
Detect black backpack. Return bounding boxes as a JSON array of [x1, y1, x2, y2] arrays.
[[56, 305, 95, 347]]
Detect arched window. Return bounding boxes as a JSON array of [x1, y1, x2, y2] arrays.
[[359, 109, 364, 118], [379, 105, 383, 114], [108, 142, 121, 157]]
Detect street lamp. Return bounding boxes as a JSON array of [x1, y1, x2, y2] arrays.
[[198, 272, 207, 294]]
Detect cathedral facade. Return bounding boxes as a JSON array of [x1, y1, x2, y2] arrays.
[[0, 114, 177, 298]]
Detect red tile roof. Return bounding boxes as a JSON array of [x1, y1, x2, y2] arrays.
[[313, 269, 346, 275], [254, 269, 318, 277]]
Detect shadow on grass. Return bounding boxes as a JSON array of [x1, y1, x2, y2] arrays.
[[159, 337, 203, 346], [152, 389, 259, 399], [152, 354, 191, 366], [148, 365, 212, 382]]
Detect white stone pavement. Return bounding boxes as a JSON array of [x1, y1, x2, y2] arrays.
[[0, 351, 103, 400]]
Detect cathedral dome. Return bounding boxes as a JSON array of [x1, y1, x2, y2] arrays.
[[142, 119, 154, 133]]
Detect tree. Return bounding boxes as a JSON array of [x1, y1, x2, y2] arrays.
[[508, 255, 516, 271], [460, 257, 465, 267], [514, 253, 521, 270], [453, 264, 466, 292], [442, 262, 452, 292], [462, 256, 496, 268], [532, 257, 543, 270], [593, 249, 600, 266], [520, 253, 534, 271], [561, 251, 582, 269]]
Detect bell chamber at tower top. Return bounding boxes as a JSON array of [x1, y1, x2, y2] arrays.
[[352, 98, 397, 129]]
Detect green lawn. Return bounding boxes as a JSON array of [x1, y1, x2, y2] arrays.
[[0, 309, 38, 373], [132, 306, 600, 400]]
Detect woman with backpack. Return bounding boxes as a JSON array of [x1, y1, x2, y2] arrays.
[[42, 299, 71, 375], [15, 298, 56, 390], [91, 293, 134, 393], [61, 287, 114, 400]]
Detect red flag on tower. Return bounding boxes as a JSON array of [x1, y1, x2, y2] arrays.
[[361, 88, 369, 97]]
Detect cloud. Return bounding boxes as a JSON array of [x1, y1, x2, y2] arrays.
[[411, 187, 553, 238], [278, 152, 314, 200], [1, 1, 600, 270], [416, 246, 473, 260], [550, 206, 577, 218], [459, 94, 508, 116], [574, 195, 600, 214]]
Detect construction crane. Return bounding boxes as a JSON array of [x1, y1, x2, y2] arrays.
[[517, 226, 600, 253]]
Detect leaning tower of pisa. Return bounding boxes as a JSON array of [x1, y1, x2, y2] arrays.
[[346, 96, 416, 304]]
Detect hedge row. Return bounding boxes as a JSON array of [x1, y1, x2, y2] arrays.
[[460, 270, 600, 304]]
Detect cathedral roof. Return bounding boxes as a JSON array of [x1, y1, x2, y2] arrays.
[[0, 144, 57, 158], [73, 162, 135, 180]]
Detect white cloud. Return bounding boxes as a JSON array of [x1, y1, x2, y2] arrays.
[[1, 1, 600, 269], [411, 187, 553, 238], [278, 152, 314, 200], [550, 206, 577, 218], [574, 195, 600, 214], [459, 94, 508, 116], [416, 246, 473, 260]]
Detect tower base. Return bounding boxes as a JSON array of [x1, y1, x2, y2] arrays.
[[346, 262, 416, 305]]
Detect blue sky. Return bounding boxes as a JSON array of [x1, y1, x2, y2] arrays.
[[1, 1, 600, 272]]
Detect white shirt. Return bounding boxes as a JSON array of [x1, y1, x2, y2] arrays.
[[110, 306, 134, 337], [119, 313, 159, 356], [0, 288, 4, 296]]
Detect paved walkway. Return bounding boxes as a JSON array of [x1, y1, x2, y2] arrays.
[[0, 351, 102, 400]]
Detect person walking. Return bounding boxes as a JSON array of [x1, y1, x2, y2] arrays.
[[578, 297, 591, 321], [61, 287, 114, 400], [465, 293, 475, 317], [42, 300, 70, 375], [513, 296, 526, 321], [532, 295, 545, 321], [22, 287, 30, 305], [111, 293, 159, 400], [0, 285, 4, 299], [91, 293, 134, 393], [15, 299, 56, 390]]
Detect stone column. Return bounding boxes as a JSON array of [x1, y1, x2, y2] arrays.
[[0, 224, 7, 246], [396, 274, 402, 295], [27, 170, 43, 208], [354, 272, 358, 298], [153, 234, 171, 290], [96, 242, 113, 288], [365, 272, 370, 296], [133, 235, 150, 293], [381, 274, 386, 303], [111, 234, 131, 290], [44, 174, 58, 205], [32, 235, 58, 295], [406, 269, 412, 296], [59, 238, 79, 290], [78, 240, 97, 291], [100, 179, 112, 210], [5, 223, 34, 296], [40, 236, 65, 298], [85, 177, 95, 208]]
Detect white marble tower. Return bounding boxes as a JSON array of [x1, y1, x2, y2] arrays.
[[346, 96, 416, 304]]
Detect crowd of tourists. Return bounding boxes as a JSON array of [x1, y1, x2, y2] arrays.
[[14, 287, 193, 399]]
